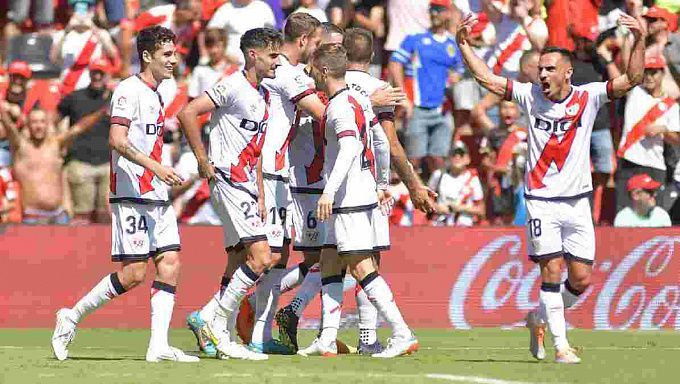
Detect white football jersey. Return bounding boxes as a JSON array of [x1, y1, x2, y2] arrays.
[[483, 17, 533, 78], [619, 86, 680, 171], [261, 56, 315, 177], [508, 80, 611, 199], [109, 75, 170, 204], [345, 69, 396, 122], [323, 88, 377, 209], [206, 71, 270, 196]]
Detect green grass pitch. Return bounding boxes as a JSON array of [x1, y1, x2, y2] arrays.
[[1, 328, 679, 384]]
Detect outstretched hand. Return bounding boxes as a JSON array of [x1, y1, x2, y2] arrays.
[[456, 13, 478, 45], [618, 13, 646, 41]]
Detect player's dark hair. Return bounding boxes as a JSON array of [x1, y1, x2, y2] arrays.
[[284, 12, 321, 42], [312, 43, 347, 78], [204, 28, 227, 47], [240, 27, 283, 55], [321, 22, 344, 38], [540, 46, 573, 67], [344, 28, 373, 64], [137, 26, 176, 65]]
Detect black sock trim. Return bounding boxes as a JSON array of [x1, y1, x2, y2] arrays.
[[321, 275, 343, 285], [564, 280, 583, 296], [109, 273, 126, 295], [151, 280, 176, 294], [359, 271, 380, 289], [220, 276, 230, 287], [239, 264, 260, 282], [541, 282, 561, 293], [298, 262, 309, 277], [273, 263, 287, 269]]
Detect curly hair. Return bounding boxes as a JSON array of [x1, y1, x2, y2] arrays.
[[137, 26, 176, 65]]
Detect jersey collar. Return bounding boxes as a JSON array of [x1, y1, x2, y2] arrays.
[[135, 74, 158, 92], [328, 86, 349, 101]]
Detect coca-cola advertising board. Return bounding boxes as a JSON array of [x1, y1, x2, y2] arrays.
[[1, 226, 679, 329]]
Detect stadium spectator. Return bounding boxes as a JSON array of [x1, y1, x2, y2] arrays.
[[483, 0, 547, 79], [0, 167, 21, 223], [428, 141, 485, 227], [50, 2, 120, 95], [602, 0, 644, 30], [189, 28, 238, 100], [384, 0, 429, 57], [207, 0, 276, 65], [570, 23, 616, 224], [389, 0, 464, 177], [642, 6, 680, 99], [614, 173, 672, 227], [294, 0, 329, 22], [56, 59, 112, 224], [483, 100, 527, 225], [172, 143, 220, 225], [1, 105, 105, 224], [616, 55, 680, 211], [546, 0, 600, 52], [472, 50, 539, 134]]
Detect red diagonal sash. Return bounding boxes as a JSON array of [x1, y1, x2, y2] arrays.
[[617, 97, 676, 157], [61, 36, 99, 96]]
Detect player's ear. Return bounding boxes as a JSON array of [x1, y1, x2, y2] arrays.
[[142, 50, 152, 65], [565, 65, 573, 81], [300, 33, 308, 47]]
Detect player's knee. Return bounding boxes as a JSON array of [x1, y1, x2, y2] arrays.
[[158, 252, 181, 275], [348, 255, 375, 281], [120, 261, 149, 289], [247, 242, 272, 274], [569, 274, 591, 293]]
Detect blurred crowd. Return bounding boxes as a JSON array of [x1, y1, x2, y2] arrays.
[[0, 0, 679, 229]]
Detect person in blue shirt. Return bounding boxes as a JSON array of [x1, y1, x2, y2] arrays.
[[389, 0, 464, 177]]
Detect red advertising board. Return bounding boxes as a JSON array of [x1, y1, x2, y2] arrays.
[[2, 225, 679, 329]]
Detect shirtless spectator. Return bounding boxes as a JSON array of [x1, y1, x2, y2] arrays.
[[1, 106, 106, 224]]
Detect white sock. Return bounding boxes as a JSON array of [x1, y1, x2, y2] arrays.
[[214, 264, 259, 337], [319, 275, 343, 345], [356, 287, 378, 344], [361, 273, 410, 339], [71, 273, 126, 323], [540, 283, 569, 350], [252, 267, 285, 344], [562, 280, 581, 309], [199, 276, 230, 324], [279, 262, 309, 294], [150, 281, 176, 350], [290, 269, 322, 317]]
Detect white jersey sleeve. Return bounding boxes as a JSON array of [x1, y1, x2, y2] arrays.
[[110, 84, 137, 127], [470, 174, 484, 202], [206, 78, 236, 109]]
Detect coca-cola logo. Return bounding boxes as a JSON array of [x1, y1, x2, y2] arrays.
[[594, 236, 680, 330], [449, 234, 680, 330]]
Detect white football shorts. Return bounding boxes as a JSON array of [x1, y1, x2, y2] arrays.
[[526, 196, 595, 265], [290, 189, 328, 251], [111, 202, 180, 262], [210, 177, 267, 249], [263, 175, 293, 252], [327, 207, 376, 256]]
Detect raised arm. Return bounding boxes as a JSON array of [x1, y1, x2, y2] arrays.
[[177, 94, 217, 181], [0, 102, 24, 151], [608, 14, 646, 99], [456, 14, 510, 97], [57, 107, 108, 148]]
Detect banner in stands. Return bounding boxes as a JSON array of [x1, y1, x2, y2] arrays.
[[2, 226, 679, 330]]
